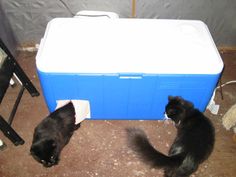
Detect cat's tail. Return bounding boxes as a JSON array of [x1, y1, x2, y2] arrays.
[[126, 128, 183, 168]]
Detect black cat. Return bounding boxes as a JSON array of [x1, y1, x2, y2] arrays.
[[126, 96, 215, 177], [30, 102, 80, 167]]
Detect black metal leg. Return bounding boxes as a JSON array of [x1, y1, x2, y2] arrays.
[[0, 115, 24, 146], [8, 86, 25, 125]]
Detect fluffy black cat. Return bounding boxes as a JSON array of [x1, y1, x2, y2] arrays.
[[126, 96, 215, 177], [30, 102, 80, 167]]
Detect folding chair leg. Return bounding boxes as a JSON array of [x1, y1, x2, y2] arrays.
[[0, 115, 24, 146], [8, 86, 25, 125]]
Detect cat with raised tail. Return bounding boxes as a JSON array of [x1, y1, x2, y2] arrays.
[[126, 96, 215, 177]]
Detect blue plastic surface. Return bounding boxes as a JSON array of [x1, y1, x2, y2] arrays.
[[37, 71, 221, 120]]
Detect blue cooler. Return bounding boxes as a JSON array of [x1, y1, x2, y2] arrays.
[[36, 18, 223, 120]]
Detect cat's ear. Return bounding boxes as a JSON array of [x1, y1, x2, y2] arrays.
[[185, 100, 194, 108], [179, 97, 194, 108], [168, 96, 174, 101], [61, 102, 75, 115], [175, 96, 183, 101]]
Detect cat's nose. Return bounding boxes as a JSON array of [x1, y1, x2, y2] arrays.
[[43, 162, 53, 168], [50, 158, 56, 164]]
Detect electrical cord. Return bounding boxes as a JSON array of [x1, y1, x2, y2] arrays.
[[207, 80, 236, 114], [216, 80, 236, 89]]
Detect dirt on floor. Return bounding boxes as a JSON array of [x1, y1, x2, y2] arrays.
[[0, 51, 236, 177]]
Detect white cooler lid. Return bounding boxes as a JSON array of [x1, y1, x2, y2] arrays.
[[36, 18, 223, 74]]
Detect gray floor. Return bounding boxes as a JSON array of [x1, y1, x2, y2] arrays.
[[0, 51, 236, 177]]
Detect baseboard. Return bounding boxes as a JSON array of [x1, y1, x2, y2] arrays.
[[17, 42, 39, 52], [218, 46, 236, 54]]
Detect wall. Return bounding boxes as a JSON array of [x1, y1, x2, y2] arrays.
[[0, 4, 17, 56], [0, 0, 236, 47]]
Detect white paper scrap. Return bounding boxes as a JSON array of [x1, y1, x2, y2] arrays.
[[56, 100, 91, 124]]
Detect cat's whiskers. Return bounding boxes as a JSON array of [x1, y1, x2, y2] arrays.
[[176, 120, 181, 127], [164, 112, 173, 126]]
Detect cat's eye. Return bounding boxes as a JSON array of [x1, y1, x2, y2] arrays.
[[168, 109, 177, 116]]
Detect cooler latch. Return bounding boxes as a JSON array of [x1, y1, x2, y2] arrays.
[[118, 73, 143, 79]]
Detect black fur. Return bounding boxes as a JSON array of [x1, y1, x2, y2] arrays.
[[126, 96, 215, 177], [30, 102, 80, 167]]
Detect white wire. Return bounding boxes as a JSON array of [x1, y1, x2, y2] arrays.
[[207, 80, 236, 113], [216, 80, 236, 89]]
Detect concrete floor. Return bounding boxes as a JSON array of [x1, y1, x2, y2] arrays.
[[0, 51, 236, 177]]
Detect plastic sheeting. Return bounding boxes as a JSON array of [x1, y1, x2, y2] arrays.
[[0, 4, 17, 56], [0, 0, 236, 46]]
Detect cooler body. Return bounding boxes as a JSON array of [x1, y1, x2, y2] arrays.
[[36, 18, 223, 119], [37, 71, 220, 119]]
